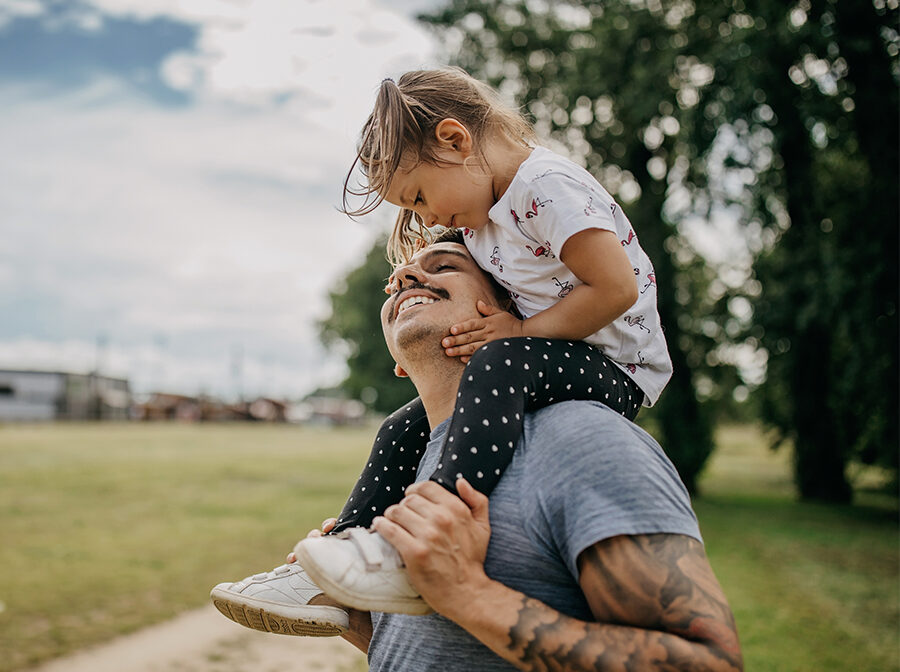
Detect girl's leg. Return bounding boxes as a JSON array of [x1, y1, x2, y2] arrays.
[[430, 337, 643, 495], [331, 397, 430, 534]]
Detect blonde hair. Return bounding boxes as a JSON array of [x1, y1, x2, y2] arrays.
[[342, 67, 536, 267]]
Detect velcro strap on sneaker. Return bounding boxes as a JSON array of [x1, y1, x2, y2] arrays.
[[346, 527, 384, 570]]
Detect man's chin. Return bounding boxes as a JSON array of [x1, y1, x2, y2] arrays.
[[393, 321, 449, 362]]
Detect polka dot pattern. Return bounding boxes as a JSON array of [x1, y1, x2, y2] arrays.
[[332, 339, 645, 532], [429, 338, 643, 495], [331, 396, 429, 534]]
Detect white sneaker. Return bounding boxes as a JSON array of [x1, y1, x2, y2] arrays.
[[210, 563, 349, 636], [294, 528, 434, 615]]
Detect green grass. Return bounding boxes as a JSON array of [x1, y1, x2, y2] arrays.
[[696, 425, 899, 672], [0, 422, 374, 671], [0, 422, 897, 671]]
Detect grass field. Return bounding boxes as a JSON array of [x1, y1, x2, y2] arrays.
[[1, 421, 897, 671]]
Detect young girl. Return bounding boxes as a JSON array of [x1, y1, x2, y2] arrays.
[[329, 67, 671, 525], [211, 67, 672, 626]]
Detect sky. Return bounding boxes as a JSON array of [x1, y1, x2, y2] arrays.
[[0, 0, 444, 400]]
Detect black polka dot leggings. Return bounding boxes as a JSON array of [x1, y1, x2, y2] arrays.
[[331, 337, 643, 533]]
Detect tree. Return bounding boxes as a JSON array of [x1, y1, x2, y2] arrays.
[[422, 0, 899, 500], [319, 237, 417, 414], [675, 0, 899, 501]]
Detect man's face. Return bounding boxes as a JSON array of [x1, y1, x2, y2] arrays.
[[380, 242, 502, 362]]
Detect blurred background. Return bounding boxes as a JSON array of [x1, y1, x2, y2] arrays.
[[1, 1, 897, 671]]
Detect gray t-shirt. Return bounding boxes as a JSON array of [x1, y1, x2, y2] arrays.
[[367, 401, 701, 671]]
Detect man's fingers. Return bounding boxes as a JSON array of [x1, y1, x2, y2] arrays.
[[405, 480, 457, 503], [457, 478, 490, 524], [372, 515, 427, 562], [383, 498, 437, 537]]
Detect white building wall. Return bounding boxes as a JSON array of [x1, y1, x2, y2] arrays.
[[0, 371, 65, 421]]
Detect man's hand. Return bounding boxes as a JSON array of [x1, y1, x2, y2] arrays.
[[373, 486, 742, 671], [372, 479, 493, 619], [286, 517, 374, 654], [442, 301, 525, 361]]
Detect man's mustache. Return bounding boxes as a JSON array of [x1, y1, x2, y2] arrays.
[[390, 282, 451, 322]]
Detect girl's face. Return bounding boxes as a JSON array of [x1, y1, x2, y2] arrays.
[[383, 148, 496, 233]]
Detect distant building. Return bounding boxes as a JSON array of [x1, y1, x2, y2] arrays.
[[134, 394, 289, 423], [0, 369, 131, 421], [290, 396, 367, 426], [134, 393, 205, 421]]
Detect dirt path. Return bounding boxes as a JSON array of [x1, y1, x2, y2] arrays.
[[28, 605, 367, 672]]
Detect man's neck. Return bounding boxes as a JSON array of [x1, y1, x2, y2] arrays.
[[407, 360, 464, 430]]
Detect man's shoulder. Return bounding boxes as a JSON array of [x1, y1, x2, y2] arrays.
[[508, 400, 701, 576], [523, 400, 642, 446], [516, 401, 677, 492]]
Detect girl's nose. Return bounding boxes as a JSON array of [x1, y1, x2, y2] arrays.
[[412, 209, 434, 229]]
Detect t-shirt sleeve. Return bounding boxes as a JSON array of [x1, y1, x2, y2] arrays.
[[523, 402, 702, 580], [511, 168, 620, 259]]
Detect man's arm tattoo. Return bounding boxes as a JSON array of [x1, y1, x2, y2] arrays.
[[505, 535, 742, 672]]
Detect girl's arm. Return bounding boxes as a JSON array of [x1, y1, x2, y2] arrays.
[[443, 228, 638, 357]]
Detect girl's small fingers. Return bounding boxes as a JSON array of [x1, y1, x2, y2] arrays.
[[451, 320, 482, 335], [465, 341, 485, 355], [476, 300, 500, 316]]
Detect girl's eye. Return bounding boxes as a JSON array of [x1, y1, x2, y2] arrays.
[[414, 192, 423, 205]]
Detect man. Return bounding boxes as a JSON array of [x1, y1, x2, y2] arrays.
[[293, 231, 742, 671]]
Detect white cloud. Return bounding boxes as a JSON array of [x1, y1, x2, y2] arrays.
[[0, 0, 439, 399], [0, 0, 44, 29], [85, 0, 437, 129]]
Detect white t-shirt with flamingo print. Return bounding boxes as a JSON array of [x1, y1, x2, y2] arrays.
[[464, 146, 672, 406]]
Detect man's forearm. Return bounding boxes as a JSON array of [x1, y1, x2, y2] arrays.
[[448, 578, 742, 672]]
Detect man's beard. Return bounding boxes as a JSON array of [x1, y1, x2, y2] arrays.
[[394, 320, 446, 357]]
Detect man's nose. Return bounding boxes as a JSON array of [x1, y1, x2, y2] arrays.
[[397, 265, 425, 289]]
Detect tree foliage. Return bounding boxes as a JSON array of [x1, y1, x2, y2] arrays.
[[690, 0, 899, 500], [419, 0, 898, 500], [320, 0, 898, 500]]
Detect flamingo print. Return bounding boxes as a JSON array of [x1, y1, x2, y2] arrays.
[[525, 241, 555, 258], [552, 276, 574, 298], [490, 246, 503, 272], [623, 315, 651, 333]]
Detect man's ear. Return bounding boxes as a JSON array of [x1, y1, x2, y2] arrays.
[[393, 363, 409, 378], [434, 118, 473, 156]]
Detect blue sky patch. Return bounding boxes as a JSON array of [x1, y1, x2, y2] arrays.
[[0, 7, 196, 105]]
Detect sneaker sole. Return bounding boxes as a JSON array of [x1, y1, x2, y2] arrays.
[[294, 545, 434, 616], [209, 587, 349, 636]]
